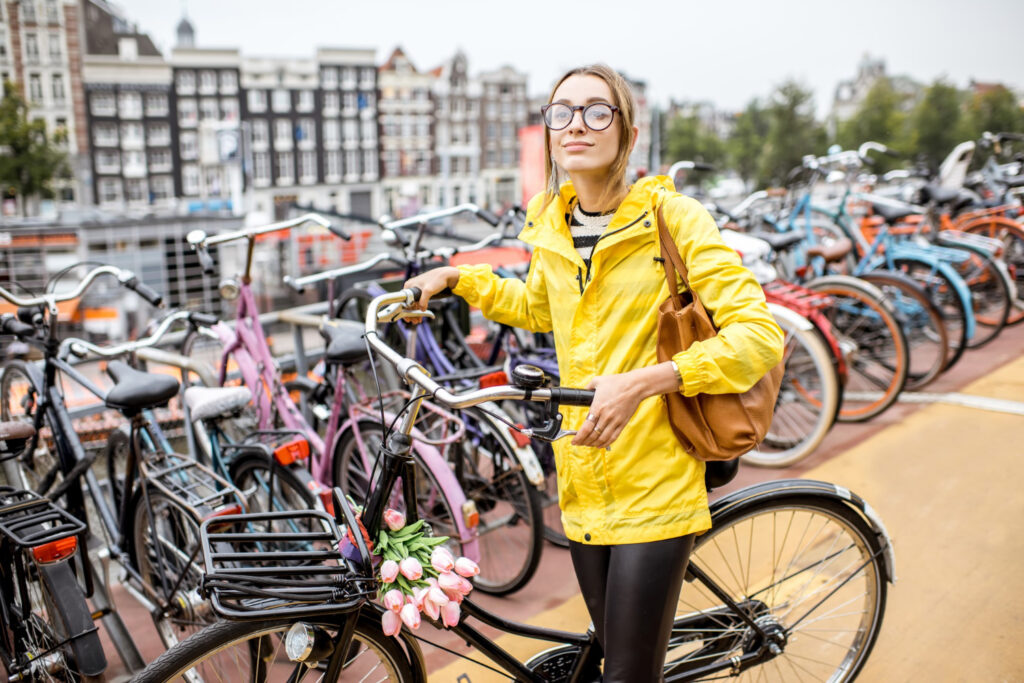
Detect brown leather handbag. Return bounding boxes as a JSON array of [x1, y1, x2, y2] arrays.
[[655, 205, 784, 462]]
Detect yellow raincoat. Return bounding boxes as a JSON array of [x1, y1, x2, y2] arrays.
[[453, 176, 784, 544]]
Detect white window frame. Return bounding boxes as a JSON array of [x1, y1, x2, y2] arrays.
[[247, 89, 267, 113], [276, 151, 294, 185], [272, 89, 291, 113], [176, 70, 196, 95]]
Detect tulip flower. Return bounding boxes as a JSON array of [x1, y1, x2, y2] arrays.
[[443, 587, 463, 604], [454, 557, 480, 578], [457, 575, 474, 596], [438, 571, 461, 593], [441, 600, 461, 628], [430, 546, 456, 573], [383, 589, 404, 612], [382, 609, 402, 636], [427, 585, 450, 608], [399, 557, 423, 581], [411, 586, 429, 610], [383, 508, 406, 532], [380, 560, 399, 584], [421, 593, 441, 620], [400, 602, 421, 630]]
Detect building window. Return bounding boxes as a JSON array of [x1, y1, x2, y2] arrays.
[[382, 150, 399, 177], [96, 150, 120, 174], [182, 164, 200, 195], [296, 118, 314, 145], [118, 91, 142, 118], [150, 175, 173, 200], [25, 34, 39, 64], [179, 131, 198, 160], [45, 0, 59, 23], [98, 178, 122, 204], [323, 120, 339, 147], [178, 98, 197, 127], [251, 119, 268, 147], [342, 91, 356, 112], [342, 119, 357, 144], [205, 167, 222, 196], [502, 148, 513, 166], [359, 67, 375, 87], [220, 98, 238, 121], [219, 70, 237, 93], [93, 123, 118, 146], [275, 151, 294, 184], [145, 92, 168, 116], [200, 98, 218, 121], [28, 74, 43, 102], [341, 66, 356, 86], [247, 89, 266, 113], [274, 118, 292, 147], [148, 149, 172, 171], [417, 116, 430, 137], [0, 29, 6, 58], [147, 122, 170, 146], [325, 150, 341, 178], [359, 91, 376, 113], [125, 179, 147, 203], [272, 89, 290, 113], [361, 122, 377, 145], [199, 70, 217, 94], [299, 150, 317, 183], [362, 150, 377, 179], [321, 67, 337, 88], [323, 91, 339, 112], [51, 74, 65, 103], [296, 90, 314, 112], [345, 149, 359, 177], [48, 32, 61, 62], [176, 70, 195, 95], [121, 122, 144, 147], [253, 152, 270, 185]]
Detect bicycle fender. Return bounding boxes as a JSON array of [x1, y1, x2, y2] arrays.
[[708, 478, 896, 584], [874, 255, 977, 338], [766, 302, 814, 332]]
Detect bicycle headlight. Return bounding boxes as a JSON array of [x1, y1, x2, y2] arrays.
[[284, 622, 333, 663], [218, 278, 240, 301]]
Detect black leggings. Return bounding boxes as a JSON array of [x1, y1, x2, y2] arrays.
[[569, 534, 695, 683]]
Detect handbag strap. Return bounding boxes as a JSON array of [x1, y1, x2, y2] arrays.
[[656, 203, 710, 319]]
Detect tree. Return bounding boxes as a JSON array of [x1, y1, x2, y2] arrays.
[[909, 80, 965, 174], [663, 112, 727, 169], [0, 81, 69, 216], [727, 99, 769, 188], [964, 85, 1024, 139], [757, 81, 827, 188], [835, 78, 910, 172]]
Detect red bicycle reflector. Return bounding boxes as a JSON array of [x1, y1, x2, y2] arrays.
[[508, 424, 531, 448], [462, 501, 480, 529], [478, 370, 508, 389], [312, 484, 335, 515], [32, 536, 77, 564], [203, 504, 243, 523], [274, 438, 310, 465]]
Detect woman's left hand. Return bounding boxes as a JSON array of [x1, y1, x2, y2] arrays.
[[571, 373, 643, 449]]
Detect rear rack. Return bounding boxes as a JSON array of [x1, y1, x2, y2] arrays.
[[0, 486, 86, 548], [199, 509, 375, 620]]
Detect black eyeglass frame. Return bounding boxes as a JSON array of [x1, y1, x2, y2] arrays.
[[540, 102, 621, 131]]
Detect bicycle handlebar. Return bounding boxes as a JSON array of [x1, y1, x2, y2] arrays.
[[186, 213, 335, 250], [59, 309, 208, 360], [283, 252, 404, 293], [381, 203, 499, 231], [0, 265, 160, 311]]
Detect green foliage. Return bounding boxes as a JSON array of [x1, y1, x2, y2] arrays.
[[835, 78, 910, 173], [909, 80, 966, 173], [963, 85, 1024, 140], [756, 81, 827, 188], [727, 100, 768, 187], [0, 81, 69, 214], [663, 112, 727, 169]]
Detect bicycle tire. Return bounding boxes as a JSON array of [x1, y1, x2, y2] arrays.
[[130, 488, 212, 652], [860, 271, 949, 390], [962, 216, 1024, 325], [0, 360, 57, 493], [228, 453, 324, 547], [333, 421, 467, 561], [743, 307, 838, 468], [805, 277, 909, 422], [668, 492, 888, 681], [453, 407, 544, 595], [948, 246, 1010, 348], [131, 613, 415, 683], [890, 258, 970, 371]]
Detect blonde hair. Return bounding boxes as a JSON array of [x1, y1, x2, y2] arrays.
[[541, 64, 636, 211]]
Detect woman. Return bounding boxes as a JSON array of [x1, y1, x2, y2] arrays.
[[406, 64, 784, 681]]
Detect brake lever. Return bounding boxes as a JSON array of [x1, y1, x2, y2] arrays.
[[377, 304, 435, 324]]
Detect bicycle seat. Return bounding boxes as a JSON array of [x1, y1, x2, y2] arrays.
[[184, 385, 252, 422], [747, 231, 804, 252], [104, 360, 180, 414], [870, 202, 918, 225], [805, 237, 853, 263], [320, 320, 370, 366]]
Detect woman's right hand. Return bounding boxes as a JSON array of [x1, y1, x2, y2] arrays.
[[404, 266, 461, 316]]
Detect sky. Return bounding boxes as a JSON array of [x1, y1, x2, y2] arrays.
[[113, 0, 1024, 117]]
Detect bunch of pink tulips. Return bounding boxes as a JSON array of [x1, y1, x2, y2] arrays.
[[376, 508, 480, 638]]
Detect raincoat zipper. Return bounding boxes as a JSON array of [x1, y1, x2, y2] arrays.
[[582, 210, 650, 287]]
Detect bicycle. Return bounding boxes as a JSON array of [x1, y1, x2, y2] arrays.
[[0, 422, 106, 682], [134, 287, 895, 683], [0, 267, 245, 663]]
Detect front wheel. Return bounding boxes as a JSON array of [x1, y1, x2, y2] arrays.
[[668, 493, 889, 681], [131, 613, 415, 683]]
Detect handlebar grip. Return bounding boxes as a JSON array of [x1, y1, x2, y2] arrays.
[[328, 223, 352, 242], [692, 162, 717, 172], [477, 209, 501, 227], [132, 281, 164, 307], [188, 311, 219, 327], [17, 305, 44, 326], [408, 287, 453, 302], [197, 247, 216, 275], [1, 315, 36, 338], [549, 387, 595, 406]]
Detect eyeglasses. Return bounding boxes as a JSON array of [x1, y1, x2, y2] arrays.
[[541, 102, 620, 131]]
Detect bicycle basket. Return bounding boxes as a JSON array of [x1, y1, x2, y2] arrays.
[[199, 509, 375, 620]]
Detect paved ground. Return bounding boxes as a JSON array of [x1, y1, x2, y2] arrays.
[[62, 320, 1024, 681]]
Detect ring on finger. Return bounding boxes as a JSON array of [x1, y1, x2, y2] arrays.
[[586, 413, 597, 422]]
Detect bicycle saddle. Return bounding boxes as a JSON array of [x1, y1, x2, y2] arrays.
[[319, 320, 369, 366], [870, 201, 918, 225], [805, 237, 853, 263], [104, 360, 180, 414], [184, 385, 252, 422], [747, 231, 804, 252]]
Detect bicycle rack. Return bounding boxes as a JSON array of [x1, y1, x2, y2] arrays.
[[140, 451, 246, 517], [0, 486, 86, 549]]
